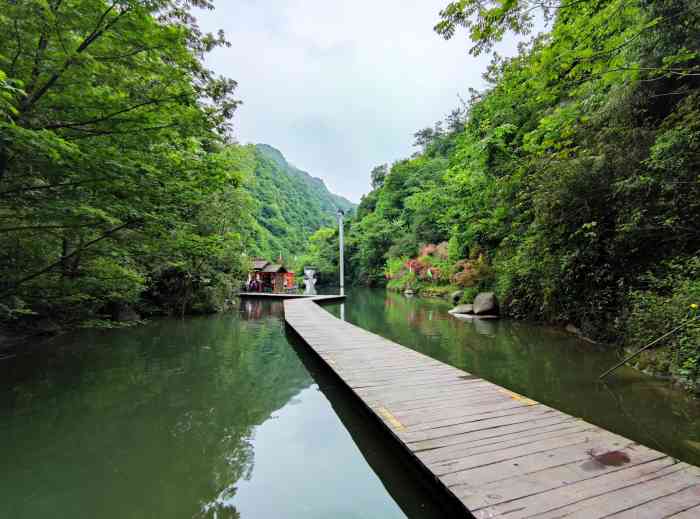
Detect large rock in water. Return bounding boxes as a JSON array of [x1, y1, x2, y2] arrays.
[[449, 304, 474, 315], [450, 290, 463, 305], [473, 292, 499, 315]]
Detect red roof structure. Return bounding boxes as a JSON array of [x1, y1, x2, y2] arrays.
[[247, 259, 295, 293]]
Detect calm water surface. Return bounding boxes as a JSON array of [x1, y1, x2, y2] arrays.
[[0, 298, 450, 519], [2, 289, 700, 518]]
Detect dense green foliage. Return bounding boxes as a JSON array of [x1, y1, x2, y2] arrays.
[[306, 0, 700, 387], [0, 1, 351, 333], [0, 0, 250, 328]]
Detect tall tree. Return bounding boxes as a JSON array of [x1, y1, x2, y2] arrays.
[[0, 0, 247, 325]]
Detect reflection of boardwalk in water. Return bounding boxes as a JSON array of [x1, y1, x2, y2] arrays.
[[240, 298, 285, 320], [284, 296, 700, 518], [284, 328, 464, 518]]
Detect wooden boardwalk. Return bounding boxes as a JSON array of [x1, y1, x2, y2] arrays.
[[284, 296, 700, 518]]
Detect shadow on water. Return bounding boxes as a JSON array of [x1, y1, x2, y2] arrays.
[[284, 325, 471, 519]]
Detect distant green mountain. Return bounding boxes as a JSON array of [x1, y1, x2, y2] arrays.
[[242, 144, 355, 261]]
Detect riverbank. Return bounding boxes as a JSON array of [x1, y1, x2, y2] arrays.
[[0, 318, 142, 356], [386, 284, 700, 394], [0, 290, 241, 354], [390, 282, 592, 333]]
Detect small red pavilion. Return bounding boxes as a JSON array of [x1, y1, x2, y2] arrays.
[[246, 258, 295, 293]]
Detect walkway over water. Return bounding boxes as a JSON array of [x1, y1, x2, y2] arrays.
[[283, 295, 700, 518]]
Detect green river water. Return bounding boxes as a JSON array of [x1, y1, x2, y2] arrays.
[[2, 288, 700, 518]]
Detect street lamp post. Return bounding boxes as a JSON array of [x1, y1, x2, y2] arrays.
[[337, 209, 344, 296]]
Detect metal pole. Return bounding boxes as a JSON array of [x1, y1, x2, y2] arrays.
[[337, 209, 344, 296], [599, 315, 699, 380]]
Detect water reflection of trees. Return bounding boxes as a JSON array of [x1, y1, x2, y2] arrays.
[[239, 299, 285, 321], [0, 309, 311, 519]]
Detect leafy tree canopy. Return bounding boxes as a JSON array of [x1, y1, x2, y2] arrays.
[[0, 0, 247, 325]]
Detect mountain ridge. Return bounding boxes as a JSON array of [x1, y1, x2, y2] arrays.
[[254, 144, 355, 211], [243, 143, 355, 260]]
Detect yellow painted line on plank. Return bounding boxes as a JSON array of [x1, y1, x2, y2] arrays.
[[499, 388, 538, 406], [377, 406, 406, 432]]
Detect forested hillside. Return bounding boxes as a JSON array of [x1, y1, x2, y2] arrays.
[[305, 0, 700, 388], [0, 1, 350, 335], [243, 144, 354, 260]]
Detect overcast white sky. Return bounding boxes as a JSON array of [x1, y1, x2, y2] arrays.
[[196, 1, 522, 202]]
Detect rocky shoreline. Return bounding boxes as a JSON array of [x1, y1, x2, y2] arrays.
[[447, 291, 500, 319]]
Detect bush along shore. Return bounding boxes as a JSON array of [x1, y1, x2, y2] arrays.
[[0, 2, 250, 343]]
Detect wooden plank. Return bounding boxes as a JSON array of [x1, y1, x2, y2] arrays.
[[368, 391, 514, 414], [375, 395, 518, 418], [403, 403, 545, 433], [341, 368, 477, 388], [466, 457, 686, 518], [608, 484, 700, 518], [394, 399, 536, 427], [283, 296, 700, 518], [440, 440, 639, 489], [399, 408, 565, 443], [417, 422, 599, 465], [533, 465, 700, 519], [432, 428, 629, 477], [354, 373, 488, 391], [359, 383, 496, 408], [458, 455, 674, 514], [428, 428, 619, 478], [240, 292, 346, 302], [666, 503, 700, 518], [346, 372, 479, 390]]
